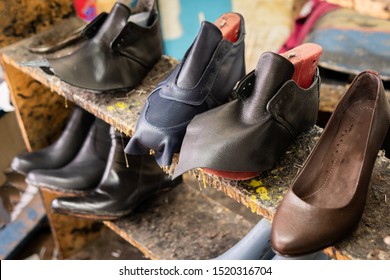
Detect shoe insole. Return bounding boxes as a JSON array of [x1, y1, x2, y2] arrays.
[[202, 43, 322, 180], [214, 13, 241, 43], [299, 99, 374, 208]]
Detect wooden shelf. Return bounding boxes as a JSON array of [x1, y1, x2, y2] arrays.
[[1, 16, 390, 260], [104, 176, 253, 260]]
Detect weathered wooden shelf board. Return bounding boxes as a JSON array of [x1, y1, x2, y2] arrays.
[[104, 178, 253, 260]]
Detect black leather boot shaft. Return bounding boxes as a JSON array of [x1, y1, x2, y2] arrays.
[[125, 13, 246, 166], [26, 119, 111, 193], [11, 106, 95, 175], [51, 127, 182, 219], [174, 52, 320, 177]]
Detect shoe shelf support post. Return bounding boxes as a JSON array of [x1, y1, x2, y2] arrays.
[[0, 52, 105, 260], [0, 0, 104, 260]]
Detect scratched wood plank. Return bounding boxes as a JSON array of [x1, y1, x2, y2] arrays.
[[39, 188, 104, 260], [2, 61, 74, 152], [104, 178, 253, 260]]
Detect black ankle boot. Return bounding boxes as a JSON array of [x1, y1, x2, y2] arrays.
[[11, 106, 95, 175], [26, 119, 111, 193], [51, 127, 182, 220]]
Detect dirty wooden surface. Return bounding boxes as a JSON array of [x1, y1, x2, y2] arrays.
[[105, 179, 253, 260], [0, 0, 74, 48], [2, 61, 74, 151], [39, 189, 104, 259]]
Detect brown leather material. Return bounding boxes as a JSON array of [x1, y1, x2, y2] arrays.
[[45, 1, 162, 92], [271, 71, 390, 257], [173, 52, 320, 178]]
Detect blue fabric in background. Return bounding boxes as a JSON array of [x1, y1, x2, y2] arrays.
[[307, 28, 390, 80], [159, 0, 232, 60]]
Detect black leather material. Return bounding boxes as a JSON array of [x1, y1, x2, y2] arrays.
[[26, 119, 111, 193], [215, 219, 274, 260], [173, 52, 320, 177], [125, 15, 246, 166], [44, 1, 162, 92], [11, 106, 95, 175], [51, 127, 182, 220]]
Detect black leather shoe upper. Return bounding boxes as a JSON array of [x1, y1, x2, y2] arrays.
[[45, 1, 162, 91], [51, 127, 182, 219], [174, 52, 320, 177], [26, 119, 111, 192], [11, 106, 95, 175], [125, 14, 246, 166]]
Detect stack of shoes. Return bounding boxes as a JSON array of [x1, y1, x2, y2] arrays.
[[11, 106, 95, 176], [26, 117, 111, 194], [22, 0, 162, 92], [125, 12, 246, 166], [11, 106, 182, 220], [11, 106, 111, 194], [51, 127, 182, 220]]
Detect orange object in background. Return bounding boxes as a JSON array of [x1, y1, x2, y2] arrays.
[[214, 13, 241, 43], [281, 43, 322, 89]]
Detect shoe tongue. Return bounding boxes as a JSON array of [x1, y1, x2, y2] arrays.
[[93, 2, 131, 43], [177, 21, 222, 88], [251, 52, 294, 112]]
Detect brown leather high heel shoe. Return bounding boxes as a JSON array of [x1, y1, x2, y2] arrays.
[[271, 70, 390, 257]]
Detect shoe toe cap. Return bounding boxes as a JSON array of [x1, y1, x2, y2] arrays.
[[11, 156, 35, 175]]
